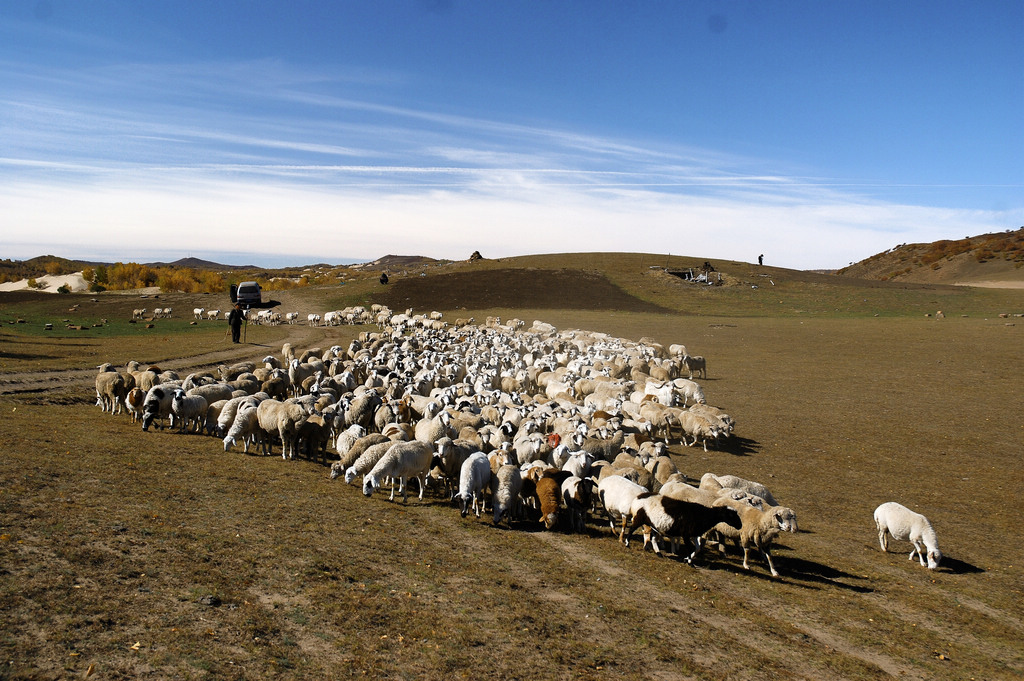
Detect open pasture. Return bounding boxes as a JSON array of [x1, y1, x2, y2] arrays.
[[1, 257, 1022, 680]]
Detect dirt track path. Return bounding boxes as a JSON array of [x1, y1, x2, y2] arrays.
[[0, 324, 331, 397]]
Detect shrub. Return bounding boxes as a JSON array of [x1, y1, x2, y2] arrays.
[[57, 284, 71, 294]]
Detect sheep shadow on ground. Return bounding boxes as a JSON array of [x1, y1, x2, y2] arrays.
[[775, 556, 875, 593], [714, 435, 759, 456], [936, 556, 984, 575], [0, 350, 61, 360]]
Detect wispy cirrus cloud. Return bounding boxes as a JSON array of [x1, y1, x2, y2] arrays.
[[1, 55, 1020, 268]]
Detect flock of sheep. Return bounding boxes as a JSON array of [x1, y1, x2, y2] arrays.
[[95, 307, 941, 576]]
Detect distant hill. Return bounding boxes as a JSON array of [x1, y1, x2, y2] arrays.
[[837, 227, 1024, 287], [150, 257, 257, 270], [350, 254, 446, 271]]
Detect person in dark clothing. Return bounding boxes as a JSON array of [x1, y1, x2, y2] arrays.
[[228, 303, 244, 343], [758, 254, 764, 266]]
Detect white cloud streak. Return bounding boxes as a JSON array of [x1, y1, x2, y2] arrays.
[[1, 58, 1020, 269]]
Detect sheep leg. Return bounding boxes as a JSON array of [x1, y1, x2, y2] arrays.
[[877, 527, 888, 552], [763, 548, 780, 577], [742, 547, 752, 570]]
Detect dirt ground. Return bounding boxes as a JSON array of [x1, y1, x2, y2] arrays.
[[1, 267, 1022, 680]]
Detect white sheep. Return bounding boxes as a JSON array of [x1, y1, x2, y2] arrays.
[[597, 475, 649, 540], [343, 440, 394, 484], [171, 389, 208, 433], [457, 452, 492, 518], [362, 440, 434, 502], [700, 473, 779, 507], [222, 404, 260, 453], [193, 307, 205, 320], [492, 464, 524, 526], [207, 309, 221, 321], [873, 502, 942, 569]]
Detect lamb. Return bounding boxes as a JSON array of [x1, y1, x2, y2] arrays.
[[124, 387, 146, 423], [625, 493, 742, 562], [193, 307, 205, 320], [700, 473, 779, 507], [216, 395, 260, 437], [682, 354, 707, 379], [456, 452, 492, 518], [171, 389, 208, 433], [492, 464, 524, 526], [362, 440, 434, 502], [206, 309, 221, 321], [873, 502, 941, 570], [597, 475, 649, 539], [708, 505, 798, 577], [343, 440, 394, 484]]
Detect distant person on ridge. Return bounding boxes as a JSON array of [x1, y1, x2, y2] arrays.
[[758, 254, 764, 266], [228, 303, 244, 343]]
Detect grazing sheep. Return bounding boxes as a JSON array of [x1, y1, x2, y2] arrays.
[[492, 465, 524, 526], [343, 440, 394, 484], [700, 473, 780, 507], [625, 494, 742, 562], [708, 505, 798, 577], [534, 474, 562, 530], [171, 389, 208, 433], [334, 424, 368, 459], [362, 440, 434, 502], [331, 433, 390, 480], [187, 382, 235, 406], [222, 404, 260, 453], [141, 386, 176, 431], [873, 502, 942, 570], [457, 452, 492, 518]]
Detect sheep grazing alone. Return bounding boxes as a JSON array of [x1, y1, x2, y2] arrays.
[[362, 440, 434, 502], [874, 502, 941, 570]]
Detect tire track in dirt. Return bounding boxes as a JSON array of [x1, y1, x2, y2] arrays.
[[531, 531, 923, 680]]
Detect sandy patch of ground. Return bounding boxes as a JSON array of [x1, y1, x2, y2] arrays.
[[0, 272, 90, 293], [954, 280, 1024, 289]]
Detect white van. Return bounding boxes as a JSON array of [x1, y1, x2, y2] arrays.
[[235, 281, 262, 306]]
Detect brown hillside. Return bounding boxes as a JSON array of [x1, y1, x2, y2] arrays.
[[375, 267, 672, 313], [838, 227, 1024, 287]]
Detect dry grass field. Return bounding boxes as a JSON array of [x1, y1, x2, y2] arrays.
[[1, 254, 1022, 680]]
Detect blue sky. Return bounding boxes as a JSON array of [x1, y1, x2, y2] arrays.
[[1, 1, 1021, 269]]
